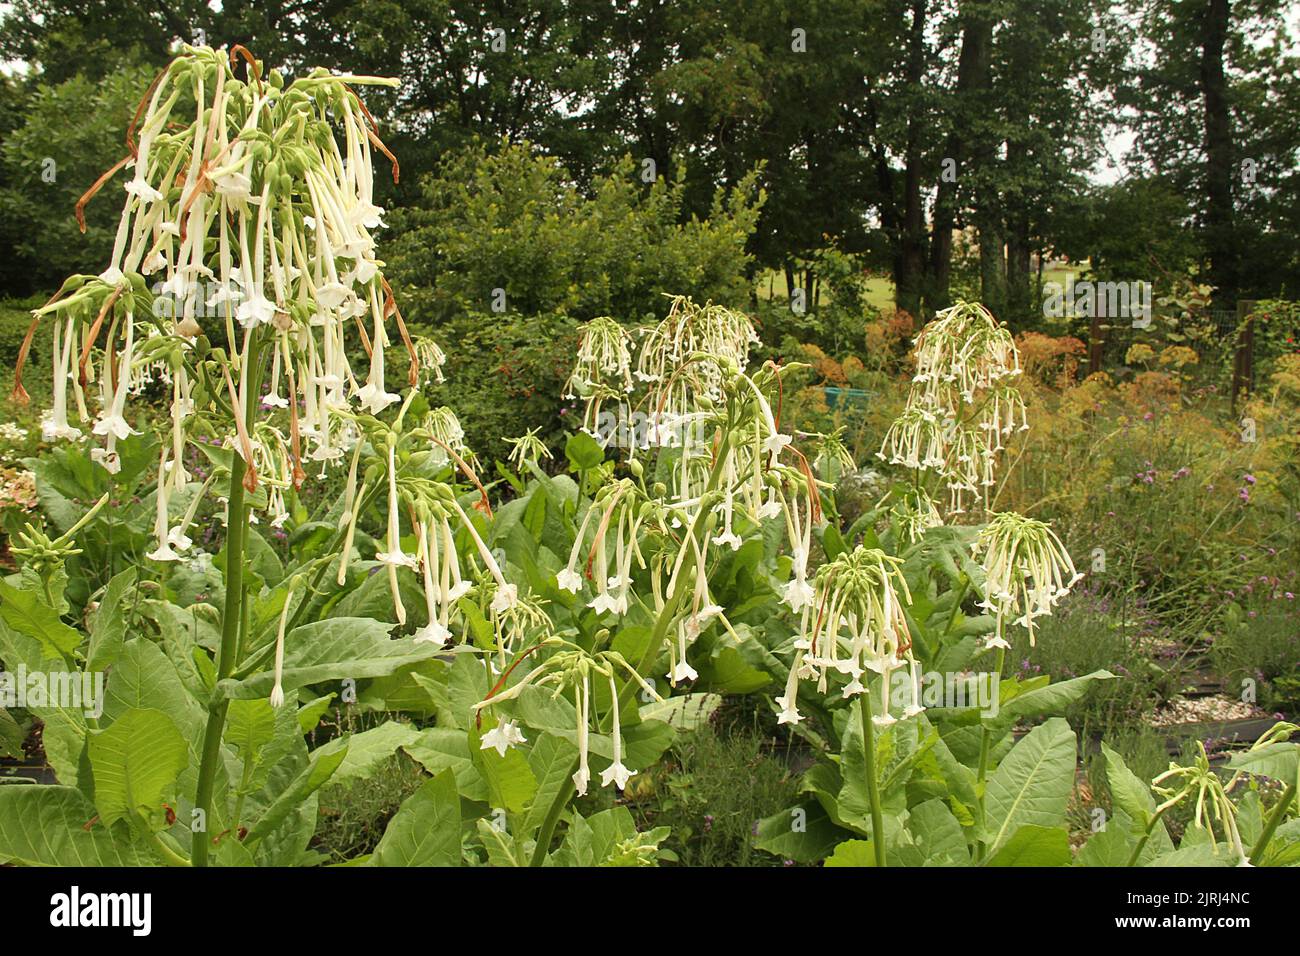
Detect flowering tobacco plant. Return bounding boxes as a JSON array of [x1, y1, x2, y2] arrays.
[[460, 297, 824, 859], [0, 45, 507, 869], [744, 302, 1118, 866]]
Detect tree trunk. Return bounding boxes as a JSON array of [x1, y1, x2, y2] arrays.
[[896, 0, 929, 318], [977, 214, 1007, 318], [1200, 0, 1237, 309], [928, 2, 994, 311]]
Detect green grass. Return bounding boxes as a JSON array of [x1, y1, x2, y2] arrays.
[[754, 269, 895, 311]]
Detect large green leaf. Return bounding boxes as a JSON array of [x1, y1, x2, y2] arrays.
[[245, 739, 349, 847], [907, 798, 970, 865], [983, 717, 1077, 854], [523, 732, 579, 834], [88, 707, 189, 828], [370, 769, 462, 867], [553, 806, 641, 866], [102, 638, 212, 813], [402, 727, 488, 801], [0, 785, 153, 865], [0, 706, 23, 757], [1226, 743, 1300, 784], [998, 670, 1116, 722], [754, 802, 847, 864], [331, 720, 422, 785], [1101, 743, 1173, 861], [217, 618, 443, 700], [224, 698, 278, 760], [985, 824, 1071, 866], [639, 693, 722, 730], [824, 839, 878, 867], [0, 577, 81, 661], [86, 568, 136, 671]]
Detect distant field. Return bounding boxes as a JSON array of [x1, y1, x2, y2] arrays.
[[754, 269, 895, 311], [756, 265, 1084, 316]]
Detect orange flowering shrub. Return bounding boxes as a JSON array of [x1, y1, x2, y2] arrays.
[[1017, 331, 1086, 388]]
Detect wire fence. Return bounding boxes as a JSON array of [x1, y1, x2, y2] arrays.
[[1082, 301, 1299, 405]]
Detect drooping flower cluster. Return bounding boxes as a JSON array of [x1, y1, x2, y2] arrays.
[[564, 316, 634, 436], [636, 295, 760, 418], [778, 546, 920, 728], [878, 301, 1026, 514], [1151, 742, 1252, 866], [557, 304, 820, 686], [972, 511, 1083, 649], [19, 44, 439, 560], [471, 645, 661, 795]]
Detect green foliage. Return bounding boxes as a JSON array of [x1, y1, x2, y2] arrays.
[[0, 63, 156, 295], [633, 714, 801, 867], [1212, 601, 1300, 712], [388, 142, 762, 326]]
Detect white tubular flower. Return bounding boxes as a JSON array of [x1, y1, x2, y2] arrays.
[[92, 317, 138, 446], [599, 673, 635, 790], [877, 301, 1026, 516], [572, 671, 591, 796], [413, 336, 447, 385], [575, 484, 627, 608], [480, 717, 527, 758], [146, 444, 181, 562], [775, 650, 804, 725], [124, 175, 164, 204], [426, 406, 468, 468], [413, 522, 452, 647], [447, 497, 514, 610], [505, 427, 552, 471], [565, 316, 634, 409], [42, 317, 81, 443], [888, 486, 944, 544], [269, 585, 293, 708], [374, 443, 413, 625], [780, 485, 816, 613], [974, 511, 1083, 648], [28, 45, 420, 540]]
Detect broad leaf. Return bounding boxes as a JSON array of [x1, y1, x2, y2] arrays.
[[88, 707, 189, 828], [370, 769, 462, 867], [983, 717, 1076, 855]]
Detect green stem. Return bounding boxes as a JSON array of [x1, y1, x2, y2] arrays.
[[974, 645, 1006, 861], [1249, 780, 1297, 865], [1126, 803, 1175, 867], [191, 332, 262, 867], [191, 451, 247, 867], [149, 829, 192, 867], [942, 578, 970, 636], [858, 690, 887, 866]]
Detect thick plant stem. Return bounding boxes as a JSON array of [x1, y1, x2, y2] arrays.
[[974, 645, 1006, 862], [1249, 780, 1298, 865], [191, 449, 248, 867], [858, 690, 887, 866], [191, 332, 262, 867]]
